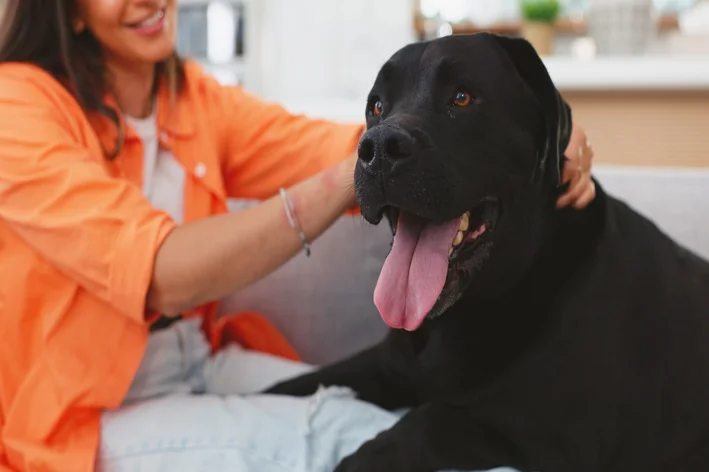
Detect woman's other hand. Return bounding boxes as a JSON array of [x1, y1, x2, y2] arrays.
[[556, 124, 596, 209]]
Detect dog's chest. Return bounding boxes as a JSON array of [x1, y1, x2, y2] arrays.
[[401, 326, 494, 401], [402, 298, 555, 400]]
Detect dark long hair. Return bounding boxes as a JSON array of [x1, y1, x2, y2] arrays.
[[0, 0, 184, 158]]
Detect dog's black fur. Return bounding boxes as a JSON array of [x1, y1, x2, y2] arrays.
[[264, 33, 709, 472]]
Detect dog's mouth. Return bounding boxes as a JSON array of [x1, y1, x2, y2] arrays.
[[373, 198, 500, 331]]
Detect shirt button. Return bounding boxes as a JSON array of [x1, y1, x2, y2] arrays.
[[194, 162, 207, 178]]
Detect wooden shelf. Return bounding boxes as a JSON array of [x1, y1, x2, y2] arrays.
[[414, 13, 679, 39]]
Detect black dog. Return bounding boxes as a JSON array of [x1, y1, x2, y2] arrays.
[[265, 33, 709, 472]]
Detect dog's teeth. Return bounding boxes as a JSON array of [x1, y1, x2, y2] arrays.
[[459, 212, 469, 232], [453, 231, 464, 246], [448, 247, 454, 257]]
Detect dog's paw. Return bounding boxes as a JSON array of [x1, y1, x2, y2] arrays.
[[334, 439, 415, 472]]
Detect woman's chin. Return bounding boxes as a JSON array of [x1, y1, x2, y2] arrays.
[[111, 44, 177, 70], [140, 42, 177, 64]]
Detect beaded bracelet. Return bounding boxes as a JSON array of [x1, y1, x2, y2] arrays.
[[279, 188, 312, 257]]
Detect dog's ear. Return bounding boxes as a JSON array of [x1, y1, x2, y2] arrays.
[[488, 34, 572, 187]]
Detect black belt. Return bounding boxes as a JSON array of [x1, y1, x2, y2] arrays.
[[149, 314, 183, 332]]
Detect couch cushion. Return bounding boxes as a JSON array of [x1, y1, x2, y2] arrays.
[[594, 165, 709, 259], [220, 199, 390, 365]]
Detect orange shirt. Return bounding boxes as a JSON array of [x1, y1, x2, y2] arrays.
[[0, 60, 363, 472]]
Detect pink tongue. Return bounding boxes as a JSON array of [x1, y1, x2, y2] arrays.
[[373, 212, 461, 331]]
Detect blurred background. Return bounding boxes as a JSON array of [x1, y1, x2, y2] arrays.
[[169, 0, 709, 169], [1, 0, 708, 167]]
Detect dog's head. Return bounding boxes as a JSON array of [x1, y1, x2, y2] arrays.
[[354, 33, 572, 331]]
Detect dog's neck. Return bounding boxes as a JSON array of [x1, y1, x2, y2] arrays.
[[411, 180, 607, 385], [450, 177, 606, 319], [517, 177, 606, 298]]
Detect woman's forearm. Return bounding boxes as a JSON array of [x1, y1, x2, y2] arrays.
[[146, 155, 357, 316]]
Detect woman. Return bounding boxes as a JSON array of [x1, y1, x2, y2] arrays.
[[0, 0, 596, 471]]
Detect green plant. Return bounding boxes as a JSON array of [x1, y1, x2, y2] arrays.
[[520, 0, 561, 23]]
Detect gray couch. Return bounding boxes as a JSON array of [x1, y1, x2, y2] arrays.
[[221, 165, 709, 365]]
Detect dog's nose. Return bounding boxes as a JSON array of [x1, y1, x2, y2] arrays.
[[358, 127, 414, 168]]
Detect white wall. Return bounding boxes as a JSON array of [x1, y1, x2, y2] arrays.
[[242, 0, 415, 104]]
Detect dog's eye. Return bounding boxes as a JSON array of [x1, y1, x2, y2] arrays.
[[453, 92, 473, 107], [372, 100, 384, 116]]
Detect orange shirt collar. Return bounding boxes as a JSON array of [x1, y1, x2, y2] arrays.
[[89, 77, 196, 156]]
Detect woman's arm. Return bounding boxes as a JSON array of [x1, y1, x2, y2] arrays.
[[147, 154, 357, 316], [146, 66, 366, 316]]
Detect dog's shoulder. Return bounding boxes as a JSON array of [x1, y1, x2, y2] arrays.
[[543, 178, 709, 333], [565, 180, 709, 326]]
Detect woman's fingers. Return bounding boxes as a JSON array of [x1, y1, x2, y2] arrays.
[[572, 179, 596, 209], [557, 129, 595, 209], [556, 171, 588, 208]]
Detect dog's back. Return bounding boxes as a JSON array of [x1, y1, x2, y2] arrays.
[[578, 185, 709, 470]]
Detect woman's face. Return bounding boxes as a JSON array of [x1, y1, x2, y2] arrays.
[[75, 0, 177, 67]]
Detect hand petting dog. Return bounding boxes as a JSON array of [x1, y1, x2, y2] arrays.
[[557, 124, 595, 209]]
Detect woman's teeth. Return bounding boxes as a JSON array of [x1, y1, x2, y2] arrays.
[[136, 9, 164, 27]]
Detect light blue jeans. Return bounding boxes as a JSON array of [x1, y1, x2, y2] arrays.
[[96, 319, 518, 472]]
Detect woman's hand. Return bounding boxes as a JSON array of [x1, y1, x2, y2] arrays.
[[556, 124, 595, 209]]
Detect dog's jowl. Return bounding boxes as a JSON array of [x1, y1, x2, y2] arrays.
[[265, 33, 709, 472]]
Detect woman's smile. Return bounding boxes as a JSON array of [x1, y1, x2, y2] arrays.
[[124, 6, 167, 36]]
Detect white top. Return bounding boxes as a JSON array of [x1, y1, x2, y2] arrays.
[[125, 107, 186, 224]]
